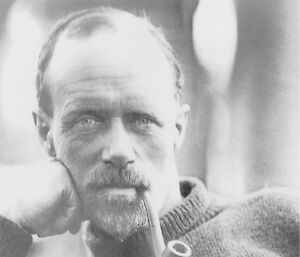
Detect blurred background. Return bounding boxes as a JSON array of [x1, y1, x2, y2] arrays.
[[0, 0, 298, 255]]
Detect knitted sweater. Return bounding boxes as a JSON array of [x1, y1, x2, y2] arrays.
[[0, 178, 299, 257]]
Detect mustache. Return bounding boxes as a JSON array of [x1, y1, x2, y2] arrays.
[[84, 164, 151, 190]]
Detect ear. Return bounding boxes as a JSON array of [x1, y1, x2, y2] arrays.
[[174, 104, 190, 150], [32, 111, 56, 157]]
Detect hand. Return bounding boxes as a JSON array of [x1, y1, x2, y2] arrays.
[[0, 159, 82, 237]]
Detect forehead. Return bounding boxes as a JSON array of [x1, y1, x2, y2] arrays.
[[44, 26, 176, 113]]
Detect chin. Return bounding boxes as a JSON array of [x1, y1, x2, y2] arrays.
[[87, 192, 148, 242]]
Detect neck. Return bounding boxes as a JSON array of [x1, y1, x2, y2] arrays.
[[159, 173, 182, 216]]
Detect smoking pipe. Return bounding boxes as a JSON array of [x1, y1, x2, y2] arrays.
[[141, 192, 192, 257]]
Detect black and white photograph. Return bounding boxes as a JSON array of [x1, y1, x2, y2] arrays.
[[0, 0, 299, 256]]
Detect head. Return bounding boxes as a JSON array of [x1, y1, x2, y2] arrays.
[[34, 7, 190, 240]]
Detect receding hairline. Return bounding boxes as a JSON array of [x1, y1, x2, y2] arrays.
[[36, 7, 184, 116]]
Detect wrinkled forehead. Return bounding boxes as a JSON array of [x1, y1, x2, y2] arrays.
[[45, 16, 175, 89], [44, 17, 177, 115]]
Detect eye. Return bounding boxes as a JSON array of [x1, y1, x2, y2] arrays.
[[130, 115, 157, 132], [136, 117, 153, 125], [73, 116, 105, 133]]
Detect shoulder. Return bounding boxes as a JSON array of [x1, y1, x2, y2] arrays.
[[226, 187, 300, 244], [240, 187, 299, 221], [179, 182, 299, 256], [182, 187, 299, 257]]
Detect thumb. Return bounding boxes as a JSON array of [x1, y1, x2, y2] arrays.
[[67, 207, 83, 234], [63, 174, 83, 235], [57, 159, 83, 234]]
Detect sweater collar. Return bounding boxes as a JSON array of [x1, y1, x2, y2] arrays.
[[84, 177, 223, 256], [160, 177, 213, 241]]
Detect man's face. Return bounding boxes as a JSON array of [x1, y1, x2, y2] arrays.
[[44, 28, 186, 239]]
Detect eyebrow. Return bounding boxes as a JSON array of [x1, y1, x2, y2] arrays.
[[64, 93, 160, 108], [61, 97, 161, 118], [62, 98, 109, 114], [62, 108, 106, 118]]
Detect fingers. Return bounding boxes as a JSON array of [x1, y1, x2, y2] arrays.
[[36, 159, 84, 237], [68, 216, 82, 234], [65, 180, 84, 235], [67, 204, 83, 235], [37, 216, 70, 237], [55, 158, 84, 235], [36, 207, 82, 237]]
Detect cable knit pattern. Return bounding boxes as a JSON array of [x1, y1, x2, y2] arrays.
[[0, 178, 299, 257]]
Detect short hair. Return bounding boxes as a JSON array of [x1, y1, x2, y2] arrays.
[[36, 7, 184, 116]]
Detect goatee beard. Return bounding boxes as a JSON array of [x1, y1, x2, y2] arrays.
[[90, 197, 148, 242]]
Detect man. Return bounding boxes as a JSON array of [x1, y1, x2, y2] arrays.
[[0, 7, 299, 257]]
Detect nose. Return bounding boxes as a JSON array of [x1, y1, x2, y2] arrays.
[[101, 118, 136, 168]]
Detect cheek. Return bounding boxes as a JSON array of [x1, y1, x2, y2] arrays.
[[138, 128, 177, 198], [140, 136, 174, 212], [137, 132, 175, 186], [54, 133, 97, 184], [138, 129, 176, 167]]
